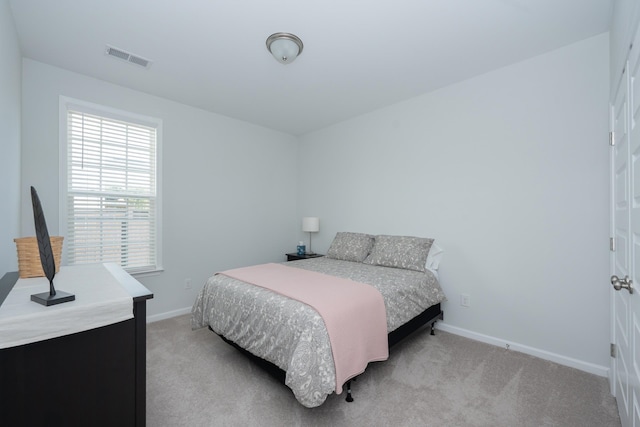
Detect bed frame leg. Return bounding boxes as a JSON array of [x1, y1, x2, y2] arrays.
[[430, 321, 436, 335], [345, 380, 354, 402]]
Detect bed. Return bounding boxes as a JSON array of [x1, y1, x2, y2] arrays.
[[191, 233, 447, 408]]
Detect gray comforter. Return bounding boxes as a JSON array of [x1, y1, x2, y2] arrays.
[[191, 257, 446, 407]]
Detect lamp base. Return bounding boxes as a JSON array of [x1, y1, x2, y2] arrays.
[[306, 251, 316, 255], [31, 290, 75, 306]]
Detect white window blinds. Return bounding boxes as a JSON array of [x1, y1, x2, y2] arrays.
[[66, 109, 159, 273]]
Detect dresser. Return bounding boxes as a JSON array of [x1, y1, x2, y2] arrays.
[[0, 263, 153, 427]]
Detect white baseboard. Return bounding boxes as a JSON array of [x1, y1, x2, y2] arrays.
[[436, 322, 609, 378], [147, 306, 191, 323]]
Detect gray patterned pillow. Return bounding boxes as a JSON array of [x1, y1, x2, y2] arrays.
[[325, 232, 375, 262], [363, 235, 434, 272]]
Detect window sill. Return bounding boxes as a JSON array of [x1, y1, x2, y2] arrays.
[[128, 268, 164, 278]]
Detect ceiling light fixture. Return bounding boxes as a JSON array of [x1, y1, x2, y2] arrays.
[[266, 32, 303, 64]]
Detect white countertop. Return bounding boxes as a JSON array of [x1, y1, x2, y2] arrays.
[[0, 263, 134, 349]]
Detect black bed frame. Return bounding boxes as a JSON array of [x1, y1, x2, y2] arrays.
[[211, 303, 444, 403]]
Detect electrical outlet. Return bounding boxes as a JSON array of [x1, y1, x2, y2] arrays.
[[185, 278, 192, 290], [460, 293, 470, 307]]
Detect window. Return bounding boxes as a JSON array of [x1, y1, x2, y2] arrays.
[[60, 98, 162, 274]]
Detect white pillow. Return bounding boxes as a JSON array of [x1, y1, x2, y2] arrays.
[[425, 242, 444, 270]]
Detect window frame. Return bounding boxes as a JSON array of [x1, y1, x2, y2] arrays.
[[59, 96, 163, 276]]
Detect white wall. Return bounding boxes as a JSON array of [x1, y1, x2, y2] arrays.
[[298, 34, 610, 372], [14, 21, 611, 372], [21, 59, 299, 318], [0, 0, 21, 275]]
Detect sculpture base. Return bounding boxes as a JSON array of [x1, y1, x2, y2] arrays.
[[31, 290, 75, 306]]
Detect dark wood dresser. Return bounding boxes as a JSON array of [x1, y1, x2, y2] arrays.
[[0, 264, 153, 427]]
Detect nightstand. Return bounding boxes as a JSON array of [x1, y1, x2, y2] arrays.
[[286, 253, 324, 261]]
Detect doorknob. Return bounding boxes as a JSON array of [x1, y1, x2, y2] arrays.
[[611, 275, 634, 294]]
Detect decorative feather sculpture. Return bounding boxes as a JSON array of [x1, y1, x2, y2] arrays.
[[31, 186, 56, 294], [30, 186, 75, 306]]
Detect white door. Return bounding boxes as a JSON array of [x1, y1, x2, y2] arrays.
[[612, 24, 640, 427], [612, 56, 631, 426]]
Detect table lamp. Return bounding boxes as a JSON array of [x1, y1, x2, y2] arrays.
[[302, 217, 320, 255]]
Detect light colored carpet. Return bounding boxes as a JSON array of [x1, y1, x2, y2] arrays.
[[146, 315, 620, 427]]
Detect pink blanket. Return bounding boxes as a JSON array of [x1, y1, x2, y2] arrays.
[[220, 263, 388, 393]]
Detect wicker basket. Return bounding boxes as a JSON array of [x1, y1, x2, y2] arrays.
[[14, 236, 64, 279]]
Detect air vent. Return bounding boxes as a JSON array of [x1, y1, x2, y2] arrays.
[[105, 45, 152, 69]]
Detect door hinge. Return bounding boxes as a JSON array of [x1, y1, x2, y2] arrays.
[[611, 343, 617, 358], [610, 131, 615, 146], [610, 237, 616, 252]]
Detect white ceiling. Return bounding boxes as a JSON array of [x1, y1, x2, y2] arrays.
[[9, 0, 613, 136]]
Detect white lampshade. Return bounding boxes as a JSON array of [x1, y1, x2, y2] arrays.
[[302, 217, 319, 233], [266, 33, 303, 64]]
